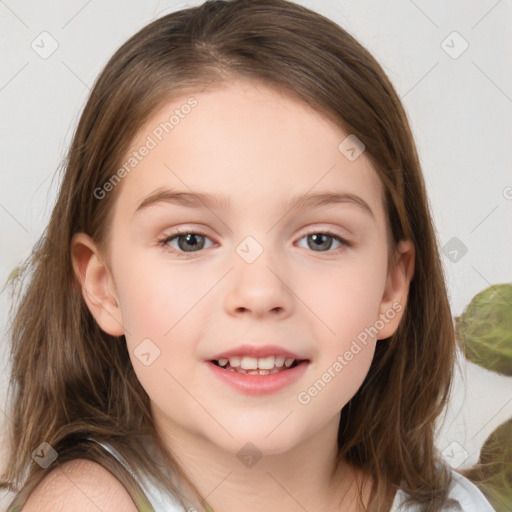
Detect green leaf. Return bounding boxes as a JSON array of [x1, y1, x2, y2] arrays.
[[455, 283, 512, 376]]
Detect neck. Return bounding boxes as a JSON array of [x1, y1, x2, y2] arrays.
[[152, 407, 372, 512]]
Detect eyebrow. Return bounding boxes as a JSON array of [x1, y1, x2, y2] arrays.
[[133, 188, 375, 219]]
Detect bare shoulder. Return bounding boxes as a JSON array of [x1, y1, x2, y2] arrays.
[[21, 458, 138, 512]]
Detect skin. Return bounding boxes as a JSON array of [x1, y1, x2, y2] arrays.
[[72, 79, 415, 512]]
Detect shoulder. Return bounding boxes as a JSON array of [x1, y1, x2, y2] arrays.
[[20, 458, 138, 512]]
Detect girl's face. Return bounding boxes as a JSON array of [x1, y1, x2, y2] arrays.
[[75, 79, 413, 457]]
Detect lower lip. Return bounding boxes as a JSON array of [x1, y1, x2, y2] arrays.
[[205, 361, 309, 396]]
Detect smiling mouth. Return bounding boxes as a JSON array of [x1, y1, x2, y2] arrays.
[[210, 358, 304, 375]]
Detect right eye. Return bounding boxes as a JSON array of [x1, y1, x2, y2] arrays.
[[158, 229, 216, 257], [296, 230, 351, 253]]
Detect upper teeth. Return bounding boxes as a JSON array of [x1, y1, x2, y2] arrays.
[[217, 356, 295, 370]]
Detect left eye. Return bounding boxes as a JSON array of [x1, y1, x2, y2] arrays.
[[158, 229, 350, 256], [297, 231, 349, 252], [158, 230, 214, 255]]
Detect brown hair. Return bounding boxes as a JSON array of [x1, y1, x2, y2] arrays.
[[1, 1, 460, 510]]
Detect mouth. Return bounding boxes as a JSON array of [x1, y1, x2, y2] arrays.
[[205, 357, 310, 395], [209, 356, 307, 375]]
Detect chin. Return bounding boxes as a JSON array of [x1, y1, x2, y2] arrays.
[[211, 419, 304, 456]]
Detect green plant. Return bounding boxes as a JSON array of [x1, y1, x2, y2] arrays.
[[455, 283, 512, 376]]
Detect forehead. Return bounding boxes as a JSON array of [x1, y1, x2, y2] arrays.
[[113, 79, 385, 222]]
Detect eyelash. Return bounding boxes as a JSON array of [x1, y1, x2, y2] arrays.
[[157, 227, 352, 258]]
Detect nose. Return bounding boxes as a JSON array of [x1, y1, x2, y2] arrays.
[[223, 249, 294, 319]]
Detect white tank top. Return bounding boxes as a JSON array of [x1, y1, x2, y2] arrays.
[[87, 438, 496, 512], [86, 437, 185, 511]]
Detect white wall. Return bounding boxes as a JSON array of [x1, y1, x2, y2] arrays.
[[1, 0, 511, 509]]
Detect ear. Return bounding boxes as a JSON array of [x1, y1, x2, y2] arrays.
[[376, 239, 415, 340], [70, 232, 125, 337]]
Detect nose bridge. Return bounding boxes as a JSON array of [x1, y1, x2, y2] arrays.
[[225, 203, 280, 264], [223, 230, 293, 316]]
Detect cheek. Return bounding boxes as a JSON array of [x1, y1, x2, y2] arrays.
[[113, 250, 204, 338], [297, 265, 382, 412], [298, 252, 387, 343], [298, 343, 375, 416], [294, 250, 386, 409], [111, 252, 209, 394]]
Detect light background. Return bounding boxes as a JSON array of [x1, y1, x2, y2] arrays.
[[1, 0, 511, 509]]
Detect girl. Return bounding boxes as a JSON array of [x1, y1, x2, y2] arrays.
[[0, 0, 497, 511]]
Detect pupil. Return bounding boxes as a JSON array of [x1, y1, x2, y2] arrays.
[[179, 233, 204, 252], [309, 233, 331, 251]]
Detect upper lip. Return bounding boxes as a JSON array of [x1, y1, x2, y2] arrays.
[[208, 344, 309, 361]]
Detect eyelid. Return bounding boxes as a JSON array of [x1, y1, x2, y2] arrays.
[[158, 224, 352, 243], [297, 228, 352, 250], [158, 226, 215, 246], [157, 224, 353, 257]]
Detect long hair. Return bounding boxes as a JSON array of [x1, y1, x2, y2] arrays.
[[1, 1, 459, 510]]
